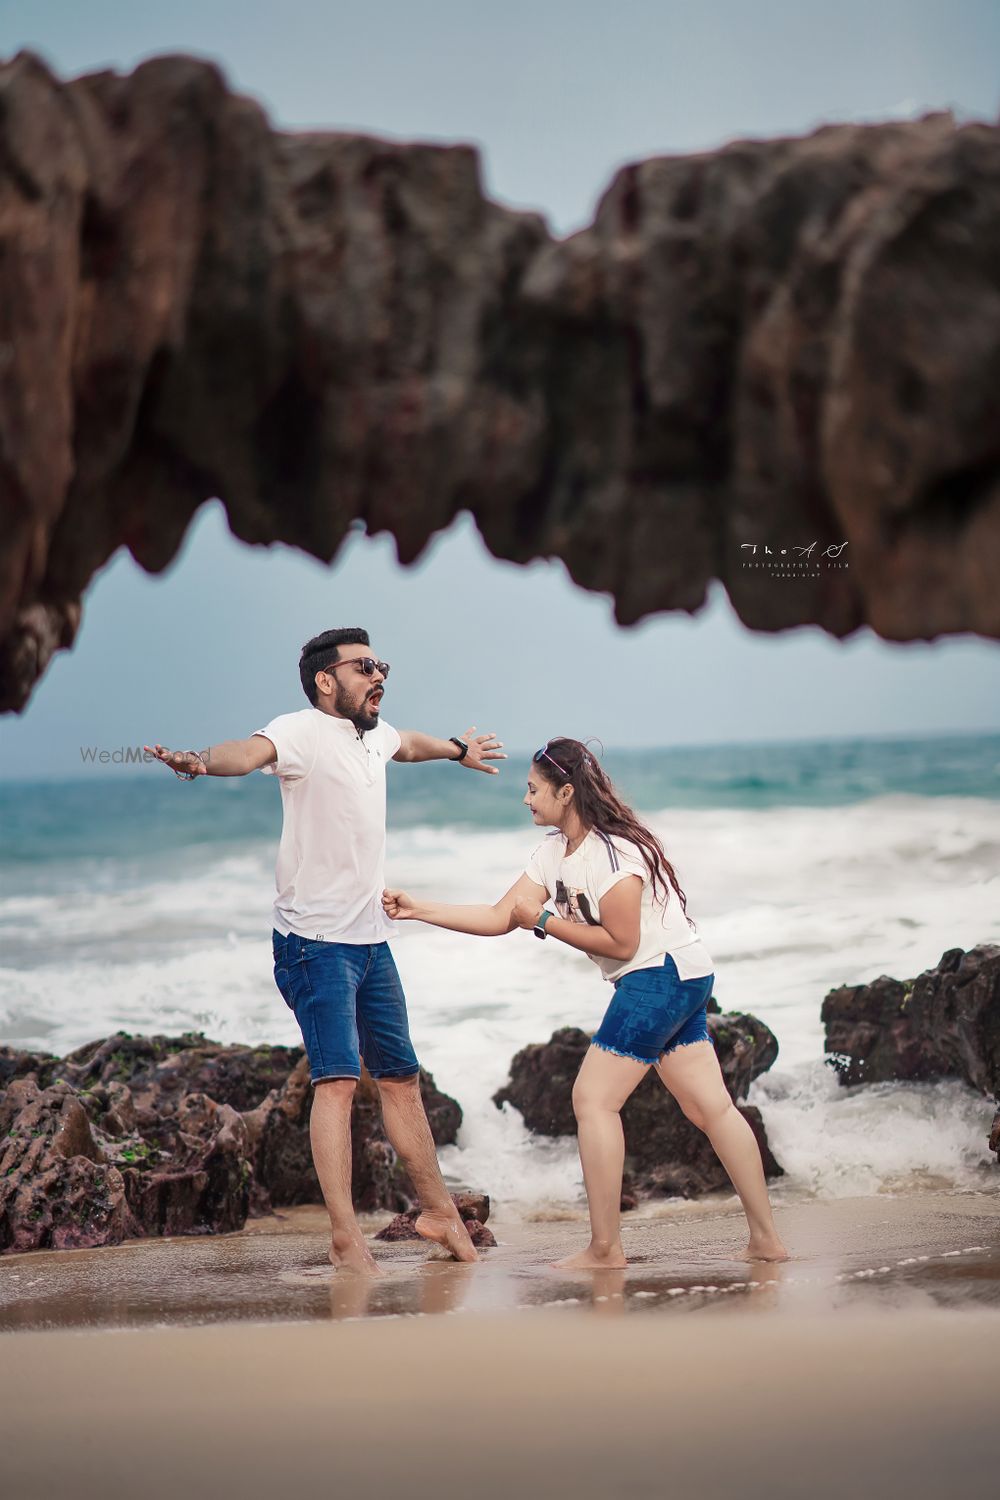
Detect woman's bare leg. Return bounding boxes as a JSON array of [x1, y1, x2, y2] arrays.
[[554, 1045, 650, 1270], [655, 1040, 790, 1261]]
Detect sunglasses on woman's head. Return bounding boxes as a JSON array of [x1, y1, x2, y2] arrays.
[[535, 744, 569, 777], [324, 656, 390, 679]]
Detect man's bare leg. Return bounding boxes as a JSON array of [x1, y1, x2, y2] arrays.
[[655, 1041, 790, 1261], [554, 1046, 650, 1270], [309, 1078, 381, 1273], [375, 1074, 478, 1263]]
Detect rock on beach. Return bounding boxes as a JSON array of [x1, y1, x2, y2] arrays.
[[822, 943, 1000, 1158], [0, 1032, 462, 1254], [493, 1001, 784, 1199]]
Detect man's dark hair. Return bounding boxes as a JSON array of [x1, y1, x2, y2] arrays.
[[299, 628, 370, 706]]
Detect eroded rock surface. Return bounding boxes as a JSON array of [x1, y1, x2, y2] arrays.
[[3, 51, 999, 713], [493, 1007, 783, 1200], [822, 943, 1000, 1156], [0, 1030, 463, 1252]]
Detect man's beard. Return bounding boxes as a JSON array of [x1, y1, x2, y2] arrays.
[[336, 681, 380, 732]]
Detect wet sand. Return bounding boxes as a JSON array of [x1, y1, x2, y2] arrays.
[[2, 1186, 999, 1330], [2, 1189, 999, 1498]]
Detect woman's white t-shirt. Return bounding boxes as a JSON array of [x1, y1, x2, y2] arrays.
[[524, 829, 714, 984]]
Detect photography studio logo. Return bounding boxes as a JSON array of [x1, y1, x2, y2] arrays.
[[740, 540, 849, 580]]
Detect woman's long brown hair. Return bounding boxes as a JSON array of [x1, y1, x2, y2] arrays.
[[533, 737, 695, 926]]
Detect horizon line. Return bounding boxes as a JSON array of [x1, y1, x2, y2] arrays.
[[1, 723, 998, 787]]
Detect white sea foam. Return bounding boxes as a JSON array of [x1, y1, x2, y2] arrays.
[[748, 1063, 997, 1199], [1, 794, 997, 1202]]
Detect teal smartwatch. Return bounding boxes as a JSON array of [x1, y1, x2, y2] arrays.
[[534, 909, 554, 940]]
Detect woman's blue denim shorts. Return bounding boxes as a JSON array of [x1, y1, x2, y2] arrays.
[[592, 952, 716, 1066], [272, 931, 420, 1084]]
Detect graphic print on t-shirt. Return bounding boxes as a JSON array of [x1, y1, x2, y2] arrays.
[[554, 878, 601, 927], [525, 827, 714, 983]]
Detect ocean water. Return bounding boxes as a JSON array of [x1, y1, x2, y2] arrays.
[[1, 732, 998, 1208]]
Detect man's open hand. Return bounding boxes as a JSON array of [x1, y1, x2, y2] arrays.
[[458, 726, 507, 775], [144, 744, 207, 780]]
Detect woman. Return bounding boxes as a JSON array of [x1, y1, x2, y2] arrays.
[[383, 738, 789, 1269]]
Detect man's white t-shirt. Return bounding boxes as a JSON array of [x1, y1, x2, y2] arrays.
[[252, 708, 401, 943], [525, 829, 714, 984]]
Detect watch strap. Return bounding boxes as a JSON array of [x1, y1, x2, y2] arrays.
[[449, 736, 469, 761], [533, 908, 554, 939]]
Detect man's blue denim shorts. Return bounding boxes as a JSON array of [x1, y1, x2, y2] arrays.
[[272, 931, 420, 1084], [592, 952, 716, 1066]]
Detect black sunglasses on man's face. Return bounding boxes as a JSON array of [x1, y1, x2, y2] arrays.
[[324, 657, 390, 679]]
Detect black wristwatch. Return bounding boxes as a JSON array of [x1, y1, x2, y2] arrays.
[[449, 736, 469, 761]]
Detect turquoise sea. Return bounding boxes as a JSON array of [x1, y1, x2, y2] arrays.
[[3, 731, 997, 868]]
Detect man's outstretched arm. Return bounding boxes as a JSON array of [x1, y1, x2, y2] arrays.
[[392, 726, 506, 775], [143, 736, 277, 779]]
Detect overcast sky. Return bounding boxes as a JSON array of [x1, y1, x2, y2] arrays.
[[2, 0, 999, 777]]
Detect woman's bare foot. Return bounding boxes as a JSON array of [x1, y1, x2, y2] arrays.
[[738, 1234, 791, 1263], [329, 1230, 382, 1275], [414, 1210, 479, 1264], [553, 1242, 628, 1270]]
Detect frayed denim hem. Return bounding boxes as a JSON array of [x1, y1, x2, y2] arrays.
[[591, 1038, 655, 1066], [661, 1036, 714, 1059]]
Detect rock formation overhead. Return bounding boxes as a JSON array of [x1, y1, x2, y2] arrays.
[[2, 50, 998, 712]]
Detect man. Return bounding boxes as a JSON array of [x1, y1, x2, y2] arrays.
[[145, 627, 505, 1273]]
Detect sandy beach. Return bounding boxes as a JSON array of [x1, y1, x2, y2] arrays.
[[2, 1187, 999, 1498]]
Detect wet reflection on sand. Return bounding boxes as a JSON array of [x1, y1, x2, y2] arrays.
[[1, 1190, 998, 1333]]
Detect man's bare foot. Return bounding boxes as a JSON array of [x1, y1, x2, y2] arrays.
[[738, 1235, 791, 1263], [413, 1210, 479, 1264], [329, 1231, 382, 1275], [553, 1243, 628, 1270]]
